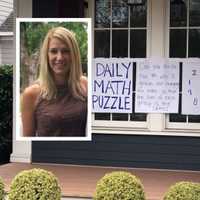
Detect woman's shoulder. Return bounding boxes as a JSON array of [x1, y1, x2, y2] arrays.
[[22, 84, 41, 105], [23, 84, 41, 97]]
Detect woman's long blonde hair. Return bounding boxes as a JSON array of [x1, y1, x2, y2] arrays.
[[38, 26, 86, 101]]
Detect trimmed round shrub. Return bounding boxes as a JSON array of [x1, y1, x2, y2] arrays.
[[163, 181, 200, 200], [0, 177, 5, 200], [8, 168, 61, 200], [94, 171, 146, 200]]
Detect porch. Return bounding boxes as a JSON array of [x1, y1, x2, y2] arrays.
[[0, 163, 200, 200]]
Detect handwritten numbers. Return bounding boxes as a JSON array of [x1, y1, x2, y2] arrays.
[[192, 69, 197, 76], [193, 97, 198, 106], [188, 89, 192, 95], [182, 62, 200, 115]]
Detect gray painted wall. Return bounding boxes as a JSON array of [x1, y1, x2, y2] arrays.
[[32, 134, 200, 171]]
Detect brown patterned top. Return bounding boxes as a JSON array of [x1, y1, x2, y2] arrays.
[[34, 86, 87, 136]]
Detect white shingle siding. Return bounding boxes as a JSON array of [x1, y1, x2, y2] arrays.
[[0, 36, 13, 64], [0, 0, 13, 65], [0, 0, 13, 26]]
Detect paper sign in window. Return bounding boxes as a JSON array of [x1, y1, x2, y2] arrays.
[[135, 59, 179, 113], [182, 62, 200, 115], [92, 58, 133, 113]]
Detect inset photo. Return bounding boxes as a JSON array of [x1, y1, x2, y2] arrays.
[[15, 18, 92, 141]]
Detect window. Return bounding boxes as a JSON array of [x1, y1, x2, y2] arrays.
[[92, 0, 200, 134], [93, 0, 148, 130], [167, 0, 200, 129]]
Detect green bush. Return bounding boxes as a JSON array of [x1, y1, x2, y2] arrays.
[[0, 176, 5, 200], [8, 168, 61, 200], [0, 65, 13, 163], [94, 171, 146, 200], [163, 181, 200, 200]]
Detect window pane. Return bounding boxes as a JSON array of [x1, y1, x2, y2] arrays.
[[189, 29, 200, 57], [95, 113, 110, 120], [170, 29, 186, 57], [189, 0, 200, 26], [95, 0, 110, 28], [95, 30, 110, 57], [170, 0, 187, 27], [130, 113, 147, 121], [188, 115, 200, 123], [169, 73, 185, 122], [131, 85, 146, 121], [112, 30, 128, 57], [130, 1, 147, 27], [132, 62, 136, 91], [169, 114, 187, 122], [130, 30, 146, 58], [112, 0, 128, 28], [112, 113, 128, 121]]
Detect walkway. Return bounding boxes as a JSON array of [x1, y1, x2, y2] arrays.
[[0, 163, 200, 200]]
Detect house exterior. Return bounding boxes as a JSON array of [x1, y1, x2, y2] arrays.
[[12, 0, 200, 171], [0, 0, 13, 65]]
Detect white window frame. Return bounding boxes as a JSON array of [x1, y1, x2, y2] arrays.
[[91, 0, 151, 132], [89, 0, 200, 136], [165, 0, 200, 131]]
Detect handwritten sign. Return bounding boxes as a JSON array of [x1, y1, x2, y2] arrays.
[[92, 58, 133, 113], [135, 59, 179, 113], [182, 61, 200, 115]]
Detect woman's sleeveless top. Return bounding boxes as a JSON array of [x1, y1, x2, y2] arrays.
[[34, 86, 87, 136]]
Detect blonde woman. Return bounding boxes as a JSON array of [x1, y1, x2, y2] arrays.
[[21, 27, 87, 136]]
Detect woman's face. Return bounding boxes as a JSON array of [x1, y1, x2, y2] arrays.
[[48, 37, 71, 77]]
